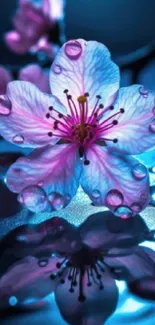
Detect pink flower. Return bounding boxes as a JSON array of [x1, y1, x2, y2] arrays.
[[0, 39, 154, 214], [4, 0, 64, 56], [0, 64, 50, 95], [0, 213, 154, 324], [19, 64, 50, 93]]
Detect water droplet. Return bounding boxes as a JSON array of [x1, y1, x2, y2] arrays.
[[139, 86, 148, 98], [17, 185, 50, 213], [149, 119, 155, 133], [52, 64, 62, 74], [114, 206, 133, 219], [130, 202, 142, 213], [38, 259, 48, 267], [48, 192, 65, 210], [13, 134, 24, 144], [132, 164, 147, 180], [92, 190, 100, 198], [105, 189, 124, 207], [0, 95, 12, 115], [64, 40, 82, 60], [9, 296, 18, 306], [38, 180, 44, 187]]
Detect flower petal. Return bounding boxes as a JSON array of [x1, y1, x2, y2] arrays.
[[102, 85, 155, 155], [6, 144, 81, 211], [50, 39, 119, 114], [55, 268, 118, 325], [104, 246, 155, 282], [80, 145, 149, 214], [4, 31, 31, 54], [19, 64, 50, 93], [0, 81, 66, 148], [0, 66, 12, 95], [80, 211, 149, 250], [128, 276, 155, 300], [0, 256, 59, 309], [22, 217, 82, 255]]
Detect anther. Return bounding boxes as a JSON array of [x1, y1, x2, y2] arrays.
[[99, 104, 104, 109], [46, 113, 50, 118], [48, 132, 53, 137], [69, 288, 74, 293], [113, 120, 118, 125], [77, 95, 87, 103], [84, 92, 89, 97], [78, 295, 86, 302], [60, 279, 65, 284], [87, 282, 92, 287], [50, 274, 56, 280], [99, 285, 104, 290], [113, 138, 118, 143], [67, 95, 72, 100], [84, 160, 90, 165], [49, 106, 53, 111], [64, 89, 68, 93], [96, 95, 101, 99], [120, 108, 125, 113], [58, 113, 63, 118], [110, 105, 114, 110], [56, 262, 61, 269]]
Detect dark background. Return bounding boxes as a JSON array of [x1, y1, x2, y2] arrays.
[[1, 0, 155, 64]]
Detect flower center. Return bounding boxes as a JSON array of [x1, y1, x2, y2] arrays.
[[45, 90, 125, 164], [49, 245, 107, 302]]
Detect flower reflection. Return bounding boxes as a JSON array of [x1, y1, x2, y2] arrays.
[[0, 39, 154, 214], [0, 212, 155, 325]]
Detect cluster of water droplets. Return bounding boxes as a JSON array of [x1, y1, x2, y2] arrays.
[[91, 162, 148, 218], [17, 184, 71, 213]]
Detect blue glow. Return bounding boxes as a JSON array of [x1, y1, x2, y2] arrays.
[[3, 176, 7, 184], [116, 280, 127, 294], [9, 296, 18, 306], [23, 297, 38, 305], [118, 297, 146, 314], [140, 240, 155, 250]]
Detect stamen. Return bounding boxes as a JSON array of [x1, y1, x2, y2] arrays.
[[78, 268, 86, 302], [101, 137, 118, 143], [79, 146, 84, 158]]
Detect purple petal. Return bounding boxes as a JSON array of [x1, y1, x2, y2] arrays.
[[102, 85, 155, 155], [50, 39, 119, 115], [128, 276, 155, 300], [19, 64, 50, 93], [4, 31, 31, 54], [6, 144, 81, 211], [0, 66, 12, 95], [0, 256, 59, 309], [0, 81, 66, 148], [55, 268, 118, 325], [104, 246, 155, 282], [23, 217, 82, 255], [80, 145, 149, 214], [80, 211, 149, 250]]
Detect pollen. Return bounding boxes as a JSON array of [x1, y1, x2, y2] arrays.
[[77, 95, 87, 103]]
